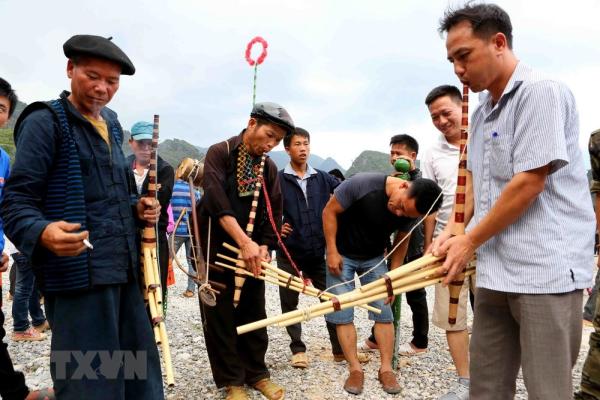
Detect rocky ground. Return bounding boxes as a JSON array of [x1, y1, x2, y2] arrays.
[[1, 256, 593, 400]]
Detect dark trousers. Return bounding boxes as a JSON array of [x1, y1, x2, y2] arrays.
[[0, 305, 29, 400], [158, 236, 169, 304], [277, 255, 342, 355], [200, 271, 270, 388], [584, 271, 600, 322], [368, 287, 429, 349], [8, 264, 16, 297], [470, 288, 581, 399], [45, 279, 164, 400], [11, 253, 45, 332]]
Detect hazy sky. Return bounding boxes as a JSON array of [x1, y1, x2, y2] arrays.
[[2, 0, 599, 168]]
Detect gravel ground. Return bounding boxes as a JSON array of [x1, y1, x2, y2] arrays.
[[1, 256, 593, 400]]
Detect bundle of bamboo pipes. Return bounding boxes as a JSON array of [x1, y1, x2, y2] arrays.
[[216, 242, 381, 315], [140, 115, 174, 387], [237, 253, 475, 335]]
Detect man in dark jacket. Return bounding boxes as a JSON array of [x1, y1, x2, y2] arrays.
[[127, 121, 174, 306], [199, 102, 293, 400], [1, 35, 163, 400], [277, 127, 344, 368]]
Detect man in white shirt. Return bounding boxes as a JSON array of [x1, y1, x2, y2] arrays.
[[422, 84, 472, 400]]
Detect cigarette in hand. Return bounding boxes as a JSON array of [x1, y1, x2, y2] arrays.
[[83, 239, 94, 250]]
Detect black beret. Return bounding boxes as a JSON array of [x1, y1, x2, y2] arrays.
[[251, 102, 295, 135], [63, 34, 135, 75]]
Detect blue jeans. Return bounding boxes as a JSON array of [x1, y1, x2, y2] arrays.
[[11, 253, 45, 332], [325, 254, 393, 324], [172, 235, 195, 292]]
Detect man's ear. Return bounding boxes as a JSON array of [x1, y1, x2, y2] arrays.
[[247, 117, 257, 130], [66, 60, 74, 79], [399, 180, 409, 189]]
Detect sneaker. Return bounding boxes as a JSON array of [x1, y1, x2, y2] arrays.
[[13, 327, 46, 341], [34, 321, 50, 333], [439, 378, 469, 400]]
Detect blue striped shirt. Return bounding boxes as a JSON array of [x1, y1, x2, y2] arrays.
[[171, 179, 201, 237], [467, 62, 595, 294]]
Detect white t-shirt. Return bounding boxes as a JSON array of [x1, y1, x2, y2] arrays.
[[421, 137, 459, 238]]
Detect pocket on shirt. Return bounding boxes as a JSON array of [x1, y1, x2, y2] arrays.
[[489, 135, 513, 181]]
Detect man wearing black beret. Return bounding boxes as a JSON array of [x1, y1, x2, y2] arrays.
[[2, 35, 164, 399], [198, 102, 293, 400]]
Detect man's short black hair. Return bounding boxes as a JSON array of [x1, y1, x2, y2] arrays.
[[328, 168, 345, 181], [425, 85, 462, 107], [439, 3, 513, 49], [0, 77, 18, 118], [408, 178, 443, 215], [390, 134, 419, 154], [284, 127, 310, 148]]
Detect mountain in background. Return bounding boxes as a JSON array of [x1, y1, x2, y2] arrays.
[[346, 150, 394, 177], [195, 146, 345, 174], [122, 134, 204, 169]]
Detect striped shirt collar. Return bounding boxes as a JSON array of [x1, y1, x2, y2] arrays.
[[479, 61, 528, 112]]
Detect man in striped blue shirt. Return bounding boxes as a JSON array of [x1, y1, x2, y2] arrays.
[[434, 4, 595, 399], [171, 166, 201, 297]]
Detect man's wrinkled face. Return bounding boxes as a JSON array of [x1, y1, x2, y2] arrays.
[[387, 182, 420, 218], [0, 96, 10, 127], [129, 139, 152, 165], [245, 119, 286, 156], [428, 95, 462, 139], [67, 57, 121, 116], [285, 134, 310, 165], [446, 20, 499, 93]]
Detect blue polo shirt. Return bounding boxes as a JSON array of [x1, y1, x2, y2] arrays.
[[0, 147, 9, 252]]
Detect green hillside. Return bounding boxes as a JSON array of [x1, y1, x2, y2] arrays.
[[346, 150, 394, 177], [0, 128, 15, 161]]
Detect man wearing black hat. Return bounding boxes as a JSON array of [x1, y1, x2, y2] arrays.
[[1, 35, 164, 399], [198, 102, 293, 400]]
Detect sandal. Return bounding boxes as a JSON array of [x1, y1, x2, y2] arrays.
[[333, 351, 370, 363], [358, 339, 379, 352], [398, 342, 427, 356], [253, 378, 285, 400], [25, 388, 55, 400], [290, 352, 308, 369], [225, 386, 248, 400]]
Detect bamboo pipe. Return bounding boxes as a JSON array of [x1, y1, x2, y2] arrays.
[[235, 260, 447, 336], [359, 253, 442, 293], [221, 243, 382, 311], [273, 269, 476, 330], [214, 259, 380, 314], [448, 84, 471, 325], [238, 267, 475, 335]]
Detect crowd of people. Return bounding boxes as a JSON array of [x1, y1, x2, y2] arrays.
[[0, 3, 599, 400]]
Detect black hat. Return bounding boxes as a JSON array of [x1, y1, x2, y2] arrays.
[[250, 102, 295, 135], [63, 35, 135, 75]]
